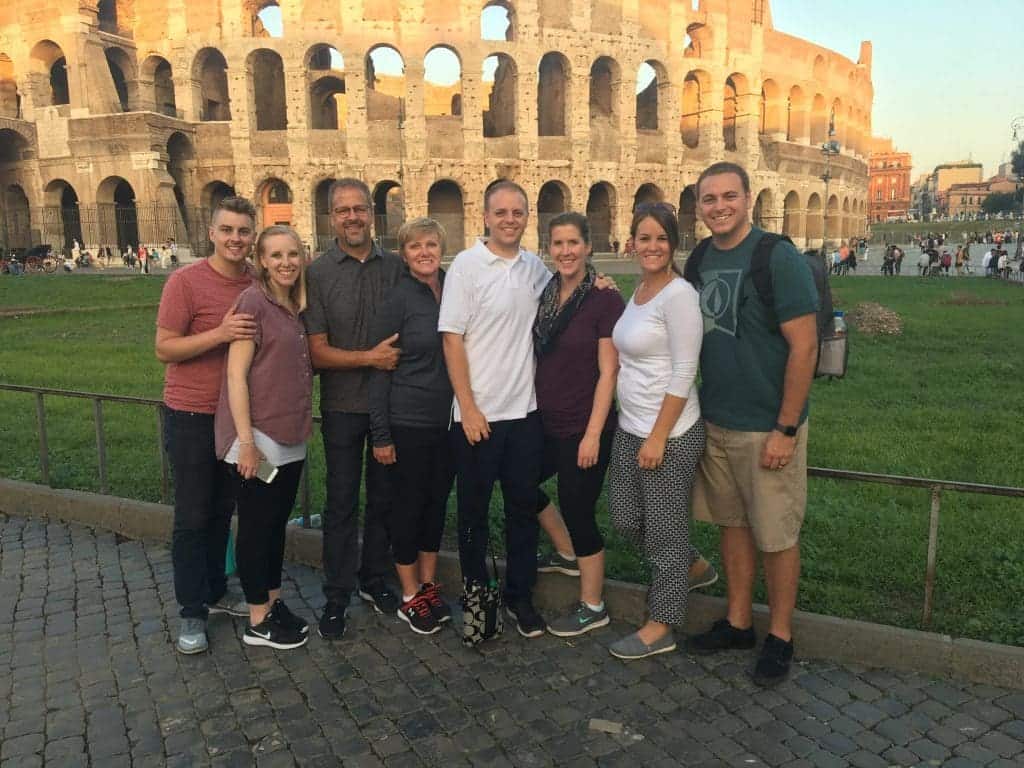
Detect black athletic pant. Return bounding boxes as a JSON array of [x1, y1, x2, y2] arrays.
[[231, 460, 304, 606], [388, 425, 456, 566], [534, 430, 613, 558]]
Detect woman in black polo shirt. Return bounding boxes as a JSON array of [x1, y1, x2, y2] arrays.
[[368, 218, 455, 635]]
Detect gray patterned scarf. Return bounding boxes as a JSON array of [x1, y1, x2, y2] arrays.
[[532, 264, 596, 357]]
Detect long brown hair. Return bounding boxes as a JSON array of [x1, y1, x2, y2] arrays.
[[630, 203, 682, 277], [254, 225, 307, 313]]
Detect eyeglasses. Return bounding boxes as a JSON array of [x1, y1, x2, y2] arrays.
[[634, 201, 678, 215], [333, 205, 371, 217]]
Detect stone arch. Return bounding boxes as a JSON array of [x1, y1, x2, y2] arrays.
[[201, 181, 236, 213], [722, 73, 749, 151], [313, 177, 335, 252], [97, 176, 139, 250], [786, 84, 806, 142], [427, 179, 465, 252], [636, 60, 668, 132], [2, 184, 32, 251], [30, 40, 70, 107], [372, 180, 404, 249], [249, 0, 283, 37], [481, 1, 515, 42], [104, 46, 138, 112], [806, 192, 822, 244], [760, 79, 784, 135], [752, 188, 775, 232], [841, 196, 851, 238], [782, 190, 802, 239], [366, 45, 406, 123], [830, 97, 844, 147], [810, 93, 827, 145], [537, 52, 569, 137], [141, 56, 176, 117], [589, 56, 619, 161], [248, 49, 287, 130], [678, 185, 697, 250], [684, 22, 710, 58], [812, 54, 827, 83], [633, 182, 663, 211], [825, 194, 840, 246], [681, 69, 709, 149], [0, 54, 20, 118], [537, 180, 570, 250], [42, 179, 83, 252], [257, 177, 293, 227], [166, 132, 194, 237], [586, 181, 616, 254], [307, 45, 346, 130], [483, 54, 516, 137], [0, 129, 28, 164], [424, 46, 462, 117], [193, 48, 231, 121]]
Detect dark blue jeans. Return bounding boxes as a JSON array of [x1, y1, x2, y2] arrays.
[[321, 411, 394, 604], [454, 412, 543, 603], [163, 408, 234, 619]]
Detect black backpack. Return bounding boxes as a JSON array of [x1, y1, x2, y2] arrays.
[[683, 232, 842, 378]]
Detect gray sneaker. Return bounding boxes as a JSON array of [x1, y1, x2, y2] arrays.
[[548, 602, 610, 637], [537, 551, 580, 577], [689, 559, 719, 592], [208, 590, 248, 617], [609, 630, 676, 660], [177, 617, 208, 654]]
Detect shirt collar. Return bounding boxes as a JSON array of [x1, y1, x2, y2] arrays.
[[331, 239, 383, 264], [474, 237, 525, 266]]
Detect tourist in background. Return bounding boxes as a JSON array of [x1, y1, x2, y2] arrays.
[[216, 225, 313, 650]]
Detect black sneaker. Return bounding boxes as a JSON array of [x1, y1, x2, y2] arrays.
[[687, 618, 757, 655], [419, 582, 452, 624], [244, 608, 308, 650], [397, 594, 441, 635], [358, 582, 399, 615], [752, 634, 794, 687], [318, 600, 347, 640], [506, 599, 547, 638], [272, 598, 309, 635]]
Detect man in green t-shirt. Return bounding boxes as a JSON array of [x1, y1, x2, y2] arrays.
[[687, 162, 819, 687]]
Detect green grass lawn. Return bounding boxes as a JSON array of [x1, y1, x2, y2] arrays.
[[869, 219, 1023, 244], [1, 273, 1022, 645]]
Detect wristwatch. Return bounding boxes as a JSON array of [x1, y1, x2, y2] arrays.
[[774, 423, 798, 437]]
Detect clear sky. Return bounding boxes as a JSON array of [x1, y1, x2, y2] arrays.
[[770, 0, 1024, 179]]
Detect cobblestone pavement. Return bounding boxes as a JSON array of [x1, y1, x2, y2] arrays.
[[3, 513, 1024, 768]]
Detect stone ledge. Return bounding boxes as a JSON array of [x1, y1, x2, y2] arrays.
[[3, 476, 1021, 690]]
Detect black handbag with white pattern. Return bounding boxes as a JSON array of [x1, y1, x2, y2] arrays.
[[461, 552, 503, 647]]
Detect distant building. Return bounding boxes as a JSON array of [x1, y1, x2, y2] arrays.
[[868, 137, 911, 222], [932, 162, 984, 214], [946, 177, 1017, 218], [997, 161, 1018, 181]]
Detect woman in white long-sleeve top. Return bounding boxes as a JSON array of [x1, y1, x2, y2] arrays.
[[607, 203, 710, 660]]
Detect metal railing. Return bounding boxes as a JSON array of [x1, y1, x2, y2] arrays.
[[1, 382, 1021, 627]]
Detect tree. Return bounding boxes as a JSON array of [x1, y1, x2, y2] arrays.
[[1012, 140, 1024, 180], [981, 191, 1018, 214]]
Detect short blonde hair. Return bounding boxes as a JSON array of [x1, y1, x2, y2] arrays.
[[397, 217, 447, 256], [255, 225, 307, 313]]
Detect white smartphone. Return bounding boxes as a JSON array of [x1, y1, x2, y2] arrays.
[[255, 459, 279, 484]]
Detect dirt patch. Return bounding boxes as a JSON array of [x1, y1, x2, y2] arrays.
[[0, 302, 157, 318], [847, 302, 903, 336], [939, 291, 1009, 306]]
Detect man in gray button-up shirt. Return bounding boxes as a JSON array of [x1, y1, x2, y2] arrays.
[[303, 178, 404, 639]]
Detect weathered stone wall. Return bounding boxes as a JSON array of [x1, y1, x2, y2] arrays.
[[0, 0, 872, 255]]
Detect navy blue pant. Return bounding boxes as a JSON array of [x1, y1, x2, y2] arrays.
[[163, 408, 233, 620], [454, 412, 543, 603]]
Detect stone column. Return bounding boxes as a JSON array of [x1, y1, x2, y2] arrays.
[[343, 46, 369, 170], [403, 60, 427, 165]]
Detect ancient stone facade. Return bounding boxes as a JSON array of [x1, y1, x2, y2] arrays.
[[0, 0, 872, 258]]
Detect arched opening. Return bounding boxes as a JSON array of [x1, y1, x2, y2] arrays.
[[143, 56, 176, 117], [810, 93, 827, 145], [167, 132, 194, 242], [841, 196, 851, 239], [97, 0, 119, 34], [481, 2, 515, 41], [372, 181, 404, 250], [307, 45, 346, 130], [194, 48, 231, 121], [586, 182, 616, 254], [812, 55, 827, 83], [30, 41, 70, 107], [259, 178, 293, 227], [590, 57, 619, 161], [43, 179, 83, 253], [684, 22, 709, 58], [537, 52, 568, 137], [680, 70, 707, 149], [786, 85, 806, 142], [806, 192, 822, 245], [678, 186, 697, 250], [424, 46, 462, 117], [633, 183, 664, 212], [202, 181, 235, 212], [97, 177, 139, 251], [427, 179, 465, 252], [104, 47, 136, 112], [249, 49, 287, 130], [0, 55, 18, 118], [825, 194, 840, 247], [635, 61, 662, 132], [251, 1, 284, 37], [782, 191, 801, 239], [366, 46, 405, 123], [760, 79, 783, 135], [752, 189, 774, 231], [831, 98, 844, 148], [0, 129, 27, 164], [314, 178, 335, 252], [3, 185, 32, 251], [723, 76, 739, 150], [536, 181, 569, 252], [482, 54, 516, 137]]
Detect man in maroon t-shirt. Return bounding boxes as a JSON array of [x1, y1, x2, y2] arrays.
[[155, 197, 257, 654]]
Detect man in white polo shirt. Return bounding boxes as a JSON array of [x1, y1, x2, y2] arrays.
[[439, 180, 552, 638]]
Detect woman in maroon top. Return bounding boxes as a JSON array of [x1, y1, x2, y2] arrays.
[[533, 212, 625, 637], [215, 225, 314, 651]]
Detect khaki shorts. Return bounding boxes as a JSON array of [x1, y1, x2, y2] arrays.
[[691, 421, 807, 552]]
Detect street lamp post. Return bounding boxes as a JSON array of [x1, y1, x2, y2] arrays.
[[819, 108, 841, 261]]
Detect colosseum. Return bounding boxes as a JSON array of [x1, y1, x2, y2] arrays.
[[0, 0, 872, 259]]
